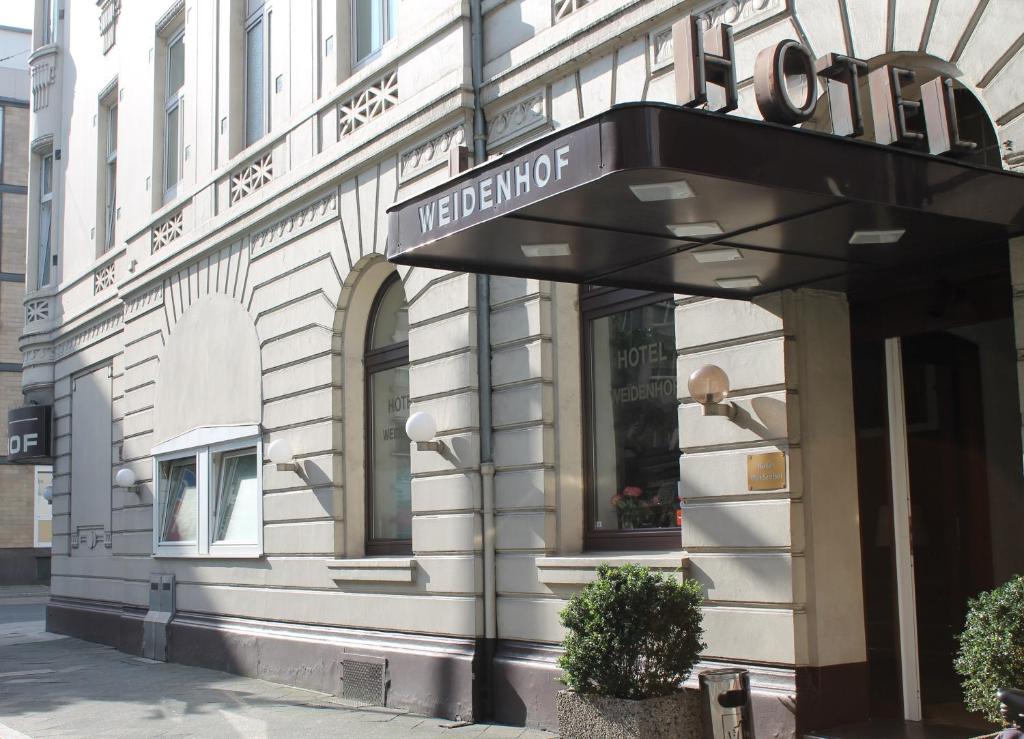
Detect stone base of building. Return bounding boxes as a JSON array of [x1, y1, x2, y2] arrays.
[[47, 598, 479, 722], [46, 598, 868, 735], [491, 641, 869, 736], [0, 548, 51, 585]]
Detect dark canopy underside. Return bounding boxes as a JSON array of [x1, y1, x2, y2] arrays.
[[387, 104, 1024, 300]]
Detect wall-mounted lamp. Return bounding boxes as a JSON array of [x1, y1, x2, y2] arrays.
[[267, 439, 299, 473], [115, 467, 138, 491], [406, 412, 448, 454], [687, 364, 736, 419], [43, 485, 53, 504]]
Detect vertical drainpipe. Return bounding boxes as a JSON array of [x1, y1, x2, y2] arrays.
[[470, 0, 497, 720]]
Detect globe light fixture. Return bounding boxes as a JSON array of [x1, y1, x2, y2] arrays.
[[267, 438, 298, 472], [406, 411, 446, 454], [687, 364, 736, 418], [115, 467, 137, 491]]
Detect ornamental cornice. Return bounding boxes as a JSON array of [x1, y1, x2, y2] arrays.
[[249, 190, 340, 258]]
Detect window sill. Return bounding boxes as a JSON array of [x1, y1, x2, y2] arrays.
[[536, 551, 689, 586], [327, 557, 416, 583], [152, 551, 263, 560]]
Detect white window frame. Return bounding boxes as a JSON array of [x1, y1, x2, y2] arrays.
[[42, 0, 59, 46], [102, 96, 118, 252], [152, 425, 263, 558], [352, 0, 396, 67], [37, 152, 54, 289], [33, 465, 53, 549], [244, 0, 271, 148], [163, 27, 185, 202]]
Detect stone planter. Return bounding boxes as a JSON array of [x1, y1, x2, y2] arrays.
[[556, 688, 702, 739]]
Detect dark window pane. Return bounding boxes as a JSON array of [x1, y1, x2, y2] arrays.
[[245, 18, 265, 146], [588, 298, 680, 532]]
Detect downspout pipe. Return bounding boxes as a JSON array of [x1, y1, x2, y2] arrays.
[[470, 0, 498, 720]]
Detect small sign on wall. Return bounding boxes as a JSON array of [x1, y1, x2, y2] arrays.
[[7, 406, 53, 462], [747, 451, 786, 491]]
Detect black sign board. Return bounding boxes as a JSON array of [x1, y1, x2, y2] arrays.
[[7, 405, 52, 462]]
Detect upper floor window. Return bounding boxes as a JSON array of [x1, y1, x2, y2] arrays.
[[582, 287, 681, 551], [354, 0, 396, 64], [100, 91, 118, 252], [244, 0, 270, 147], [41, 0, 59, 46], [37, 152, 53, 288], [365, 275, 411, 555], [163, 28, 185, 200]]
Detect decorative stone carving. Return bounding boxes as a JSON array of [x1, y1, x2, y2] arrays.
[[30, 54, 57, 112], [553, 0, 592, 22], [250, 190, 339, 258], [71, 525, 112, 550], [151, 210, 184, 253], [650, 26, 675, 72], [53, 309, 123, 361], [94, 262, 116, 294], [488, 92, 548, 147], [22, 346, 55, 367], [98, 0, 121, 53], [696, 0, 783, 31], [124, 284, 165, 320], [230, 152, 273, 205], [25, 299, 51, 324], [338, 70, 399, 137], [399, 125, 467, 184]]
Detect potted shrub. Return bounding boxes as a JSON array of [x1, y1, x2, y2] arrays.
[[954, 575, 1024, 727], [556, 563, 706, 739]]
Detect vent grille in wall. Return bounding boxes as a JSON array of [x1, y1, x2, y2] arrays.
[[340, 655, 388, 705]]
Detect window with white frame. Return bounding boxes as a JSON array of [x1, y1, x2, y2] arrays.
[[34, 466, 53, 548], [163, 27, 185, 200], [244, 0, 270, 147], [153, 427, 262, 557], [41, 0, 59, 46], [354, 0, 396, 64], [100, 91, 118, 252], [37, 152, 53, 288]]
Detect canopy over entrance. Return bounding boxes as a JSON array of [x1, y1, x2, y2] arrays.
[[386, 103, 1024, 300]]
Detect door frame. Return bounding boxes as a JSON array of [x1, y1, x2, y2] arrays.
[[883, 337, 923, 721]]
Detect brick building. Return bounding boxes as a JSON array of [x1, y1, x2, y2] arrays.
[[0, 23, 50, 584]]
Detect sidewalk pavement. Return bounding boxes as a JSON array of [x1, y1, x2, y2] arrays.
[[0, 593, 557, 739]]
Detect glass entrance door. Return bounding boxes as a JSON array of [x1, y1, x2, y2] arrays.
[[852, 310, 1024, 729]]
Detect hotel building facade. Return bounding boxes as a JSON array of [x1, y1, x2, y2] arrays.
[[18, 0, 1024, 734]]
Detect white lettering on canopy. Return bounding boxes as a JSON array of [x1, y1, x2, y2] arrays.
[[417, 144, 571, 236]]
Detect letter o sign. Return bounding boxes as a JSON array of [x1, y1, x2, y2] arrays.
[[754, 40, 818, 125]]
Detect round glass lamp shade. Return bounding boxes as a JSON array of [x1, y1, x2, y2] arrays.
[[43, 485, 53, 503], [114, 468, 137, 487], [405, 412, 437, 443], [687, 364, 731, 404], [267, 439, 293, 465]]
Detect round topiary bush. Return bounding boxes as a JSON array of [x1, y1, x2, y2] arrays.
[[954, 575, 1024, 723], [558, 563, 705, 700]]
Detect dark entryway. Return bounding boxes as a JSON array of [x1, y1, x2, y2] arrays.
[[850, 271, 1024, 731]]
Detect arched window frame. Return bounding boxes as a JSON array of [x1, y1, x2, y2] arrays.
[[364, 273, 411, 556]]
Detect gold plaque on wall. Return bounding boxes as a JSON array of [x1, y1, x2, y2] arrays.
[[747, 452, 787, 491]]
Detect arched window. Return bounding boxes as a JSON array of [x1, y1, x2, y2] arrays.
[[365, 274, 411, 555]]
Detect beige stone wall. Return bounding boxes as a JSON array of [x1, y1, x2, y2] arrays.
[[1, 192, 26, 276], [23, 0, 1024, 679]]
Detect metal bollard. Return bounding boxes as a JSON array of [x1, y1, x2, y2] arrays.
[[699, 668, 755, 739]]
